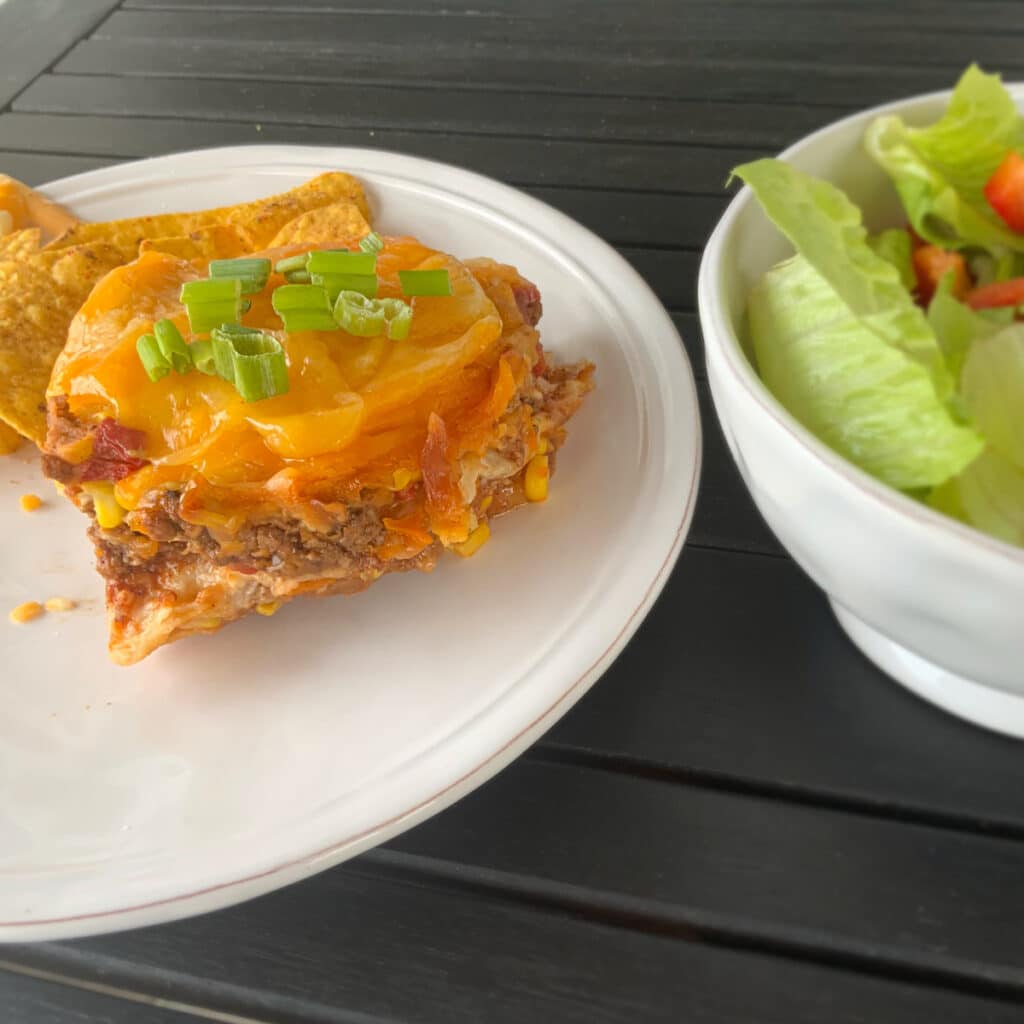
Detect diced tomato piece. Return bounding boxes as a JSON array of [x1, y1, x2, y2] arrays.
[[77, 418, 148, 482], [965, 277, 1024, 310], [92, 418, 146, 460], [984, 152, 1024, 233], [912, 245, 970, 305], [512, 282, 542, 327], [78, 455, 148, 483]]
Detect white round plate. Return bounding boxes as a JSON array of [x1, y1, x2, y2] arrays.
[[0, 146, 700, 940]]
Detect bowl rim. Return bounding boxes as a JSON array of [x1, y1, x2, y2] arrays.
[[697, 82, 1024, 569]]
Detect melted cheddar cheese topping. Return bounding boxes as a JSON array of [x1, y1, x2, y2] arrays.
[[46, 237, 531, 530]]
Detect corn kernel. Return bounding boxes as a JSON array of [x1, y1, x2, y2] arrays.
[[454, 522, 490, 558], [524, 454, 549, 502], [113, 479, 140, 511], [256, 601, 281, 616], [9, 601, 43, 625], [392, 468, 416, 490], [82, 482, 126, 529], [479, 495, 493, 513], [19, 493, 42, 512], [44, 597, 77, 613]]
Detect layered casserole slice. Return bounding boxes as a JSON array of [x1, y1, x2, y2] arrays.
[[42, 232, 593, 663]]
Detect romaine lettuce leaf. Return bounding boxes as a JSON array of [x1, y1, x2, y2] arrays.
[[927, 277, 1002, 384], [929, 448, 1024, 545], [748, 254, 983, 490], [864, 64, 1024, 254], [960, 322, 1024, 468], [869, 228, 914, 290], [733, 158, 952, 397]]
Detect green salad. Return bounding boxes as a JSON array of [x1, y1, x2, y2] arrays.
[[736, 65, 1024, 547]]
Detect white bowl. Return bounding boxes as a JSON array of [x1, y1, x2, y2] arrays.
[[698, 85, 1024, 738]]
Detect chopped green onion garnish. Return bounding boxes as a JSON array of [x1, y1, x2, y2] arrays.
[[209, 323, 256, 381], [307, 250, 376, 275], [381, 298, 413, 341], [284, 270, 311, 284], [210, 326, 289, 402], [189, 338, 217, 375], [271, 283, 337, 331], [136, 333, 171, 382], [312, 271, 378, 300], [277, 310, 340, 332], [333, 291, 387, 337], [154, 318, 192, 374], [209, 257, 271, 295], [181, 278, 243, 334], [274, 254, 308, 275], [187, 303, 242, 333], [272, 284, 331, 310], [180, 279, 240, 304], [398, 269, 452, 296], [359, 231, 384, 255]]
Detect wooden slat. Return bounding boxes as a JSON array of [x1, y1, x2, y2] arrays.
[[544, 545, 1024, 832], [79, 7, 1024, 84], [674, 313, 703, 376], [0, 0, 119, 109], [7, 867, 1023, 1024], [618, 248, 698, 311], [690, 385, 781, 553], [12, 74, 847, 150], [55, 37, 968, 108], [0, 152, 117, 185], [89, 7, 1024, 53], [0, 965, 189, 1024], [118, 0, 1024, 29], [0, 113, 759, 194], [381, 758, 1024, 988]]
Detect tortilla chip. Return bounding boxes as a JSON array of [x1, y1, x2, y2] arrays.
[[269, 201, 371, 248], [0, 176, 78, 242], [46, 172, 370, 257], [0, 228, 41, 261], [0, 171, 374, 446], [140, 223, 257, 263], [0, 243, 124, 443], [0, 420, 21, 454]]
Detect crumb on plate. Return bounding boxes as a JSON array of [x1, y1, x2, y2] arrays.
[[44, 596, 76, 612], [9, 600, 43, 624]]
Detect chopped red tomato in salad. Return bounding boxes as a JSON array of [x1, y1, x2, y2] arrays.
[[965, 277, 1024, 310], [984, 151, 1024, 233], [912, 245, 970, 305]]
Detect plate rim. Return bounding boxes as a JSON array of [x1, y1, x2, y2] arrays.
[[3, 144, 701, 940]]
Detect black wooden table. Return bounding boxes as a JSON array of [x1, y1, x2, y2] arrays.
[[3, 1, 1024, 1020]]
